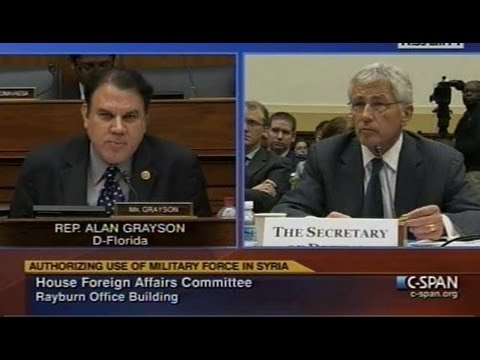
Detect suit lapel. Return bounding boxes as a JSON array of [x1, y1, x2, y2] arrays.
[[246, 148, 268, 185], [395, 133, 424, 217], [131, 137, 156, 201], [61, 136, 89, 205], [337, 138, 365, 216]]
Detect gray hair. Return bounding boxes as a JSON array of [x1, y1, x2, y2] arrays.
[[347, 62, 413, 107]]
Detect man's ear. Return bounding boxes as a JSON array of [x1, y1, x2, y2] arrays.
[[401, 105, 414, 128], [81, 103, 89, 129]]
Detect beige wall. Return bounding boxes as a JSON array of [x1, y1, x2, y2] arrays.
[[245, 55, 478, 132]]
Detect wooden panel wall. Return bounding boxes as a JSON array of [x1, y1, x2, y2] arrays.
[[0, 55, 235, 95], [0, 99, 236, 214]]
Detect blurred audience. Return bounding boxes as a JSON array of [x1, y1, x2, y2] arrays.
[[293, 139, 309, 158], [320, 116, 353, 140], [315, 120, 329, 142]]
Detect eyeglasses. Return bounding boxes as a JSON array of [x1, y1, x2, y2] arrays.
[[349, 101, 400, 114], [245, 118, 264, 127], [76, 61, 114, 73]]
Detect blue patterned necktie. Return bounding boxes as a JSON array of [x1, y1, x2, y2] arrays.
[[362, 158, 384, 218], [97, 166, 125, 216]]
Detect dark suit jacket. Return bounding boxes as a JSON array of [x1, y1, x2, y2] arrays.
[[285, 150, 303, 172], [454, 103, 480, 171], [245, 148, 291, 213], [273, 131, 480, 235], [9, 134, 211, 218]]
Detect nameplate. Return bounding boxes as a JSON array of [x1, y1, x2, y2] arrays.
[[261, 218, 399, 247], [0, 87, 35, 99], [114, 202, 194, 217]]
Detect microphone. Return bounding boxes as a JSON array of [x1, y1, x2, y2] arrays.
[[373, 144, 397, 218], [440, 234, 480, 247], [120, 171, 138, 202], [182, 55, 198, 98]]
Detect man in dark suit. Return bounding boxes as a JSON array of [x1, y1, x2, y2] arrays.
[[273, 62, 480, 240], [10, 68, 211, 218], [61, 55, 116, 99], [454, 81, 480, 171], [245, 101, 291, 213], [266, 112, 302, 172]]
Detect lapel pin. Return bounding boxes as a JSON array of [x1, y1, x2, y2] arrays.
[[141, 171, 151, 181]]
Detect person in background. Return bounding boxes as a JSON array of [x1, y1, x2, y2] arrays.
[[292, 139, 309, 182], [293, 139, 309, 158], [266, 111, 300, 171], [61, 55, 117, 99], [453, 80, 480, 202], [245, 101, 291, 213], [314, 120, 330, 142], [10, 68, 211, 218], [273, 62, 480, 241], [320, 116, 353, 140], [295, 117, 352, 180]]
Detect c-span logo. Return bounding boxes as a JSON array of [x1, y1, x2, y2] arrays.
[[396, 275, 459, 300], [398, 43, 464, 49]]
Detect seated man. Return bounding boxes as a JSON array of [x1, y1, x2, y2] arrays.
[[62, 55, 116, 99], [266, 112, 300, 172], [245, 101, 291, 213], [273, 62, 480, 240], [10, 68, 211, 217]]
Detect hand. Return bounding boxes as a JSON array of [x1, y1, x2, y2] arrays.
[[252, 180, 277, 197], [403, 205, 444, 241], [326, 211, 351, 218]]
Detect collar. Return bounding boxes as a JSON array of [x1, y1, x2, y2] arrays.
[[89, 143, 131, 184], [279, 149, 290, 158], [246, 145, 262, 161], [361, 132, 403, 172]]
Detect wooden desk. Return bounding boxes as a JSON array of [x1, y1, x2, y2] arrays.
[[0, 218, 236, 247], [0, 99, 236, 213]]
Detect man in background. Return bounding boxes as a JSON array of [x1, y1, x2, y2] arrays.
[[245, 101, 291, 213], [266, 111, 300, 171], [453, 80, 480, 171], [10, 68, 211, 217], [454, 80, 480, 201], [61, 55, 116, 99], [273, 62, 480, 240], [314, 120, 329, 142]]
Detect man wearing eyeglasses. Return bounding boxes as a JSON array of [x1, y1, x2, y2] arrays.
[[61, 55, 116, 99], [10, 68, 211, 218], [245, 101, 291, 213], [273, 62, 480, 241]]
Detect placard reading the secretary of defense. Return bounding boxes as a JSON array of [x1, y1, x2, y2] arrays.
[[261, 218, 398, 247]]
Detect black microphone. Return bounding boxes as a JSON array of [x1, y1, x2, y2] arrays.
[[440, 234, 480, 247], [373, 144, 397, 218], [120, 171, 138, 202], [182, 55, 198, 98]]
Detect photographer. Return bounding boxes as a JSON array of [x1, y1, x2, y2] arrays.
[[454, 81, 480, 171]]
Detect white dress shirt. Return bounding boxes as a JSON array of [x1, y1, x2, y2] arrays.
[[361, 133, 459, 240]]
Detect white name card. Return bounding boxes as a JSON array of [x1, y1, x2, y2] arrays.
[[260, 218, 399, 247]]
